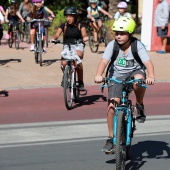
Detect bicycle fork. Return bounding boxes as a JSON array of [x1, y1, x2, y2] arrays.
[[113, 107, 133, 146]]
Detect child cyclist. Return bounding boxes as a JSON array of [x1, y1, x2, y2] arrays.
[[52, 6, 88, 90], [5, 0, 25, 39], [94, 17, 155, 153], [114, 1, 131, 19], [27, 0, 52, 52], [87, 0, 112, 46]]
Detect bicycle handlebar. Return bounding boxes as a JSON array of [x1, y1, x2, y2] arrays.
[[27, 18, 52, 23], [51, 39, 84, 45], [100, 77, 150, 90]]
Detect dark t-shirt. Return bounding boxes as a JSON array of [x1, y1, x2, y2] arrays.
[[60, 23, 84, 44]]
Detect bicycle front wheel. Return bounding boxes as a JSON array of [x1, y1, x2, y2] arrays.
[[25, 23, 30, 44], [115, 111, 126, 170], [88, 30, 98, 53], [38, 36, 43, 66], [15, 32, 20, 50], [8, 32, 13, 48], [63, 65, 74, 110]]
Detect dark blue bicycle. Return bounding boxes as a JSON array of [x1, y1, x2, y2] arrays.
[[100, 77, 149, 170]]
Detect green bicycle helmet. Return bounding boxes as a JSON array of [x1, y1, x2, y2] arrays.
[[111, 17, 136, 34]]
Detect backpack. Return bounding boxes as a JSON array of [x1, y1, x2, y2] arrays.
[[63, 22, 81, 41], [105, 37, 144, 78]]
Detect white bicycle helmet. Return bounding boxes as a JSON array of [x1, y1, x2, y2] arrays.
[[117, 1, 128, 9], [89, 0, 98, 3]]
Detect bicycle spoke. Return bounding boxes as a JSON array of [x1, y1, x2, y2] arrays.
[[63, 66, 74, 110]]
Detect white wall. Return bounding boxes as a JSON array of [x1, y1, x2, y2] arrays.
[[141, 0, 154, 51]]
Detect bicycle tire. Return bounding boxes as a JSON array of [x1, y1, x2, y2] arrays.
[[8, 37, 13, 48], [63, 65, 74, 110], [26, 23, 30, 44], [34, 37, 39, 64], [38, 36, 43, 66], [102, 26, 110, 47], [8, 32, 13, 48], [20, 32, 24, 42], [45, 27, 48, 48], [74, 77, 79, 103], [15, 32, 20, 50], [115, 111, 126, 170], [88, 30, 98, 53]]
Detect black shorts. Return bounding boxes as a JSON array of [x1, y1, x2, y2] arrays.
[[157, 27, 168, 37], [108, 70, 146, 99]]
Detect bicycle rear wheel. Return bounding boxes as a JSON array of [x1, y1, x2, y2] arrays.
[[115, 111, 126, 170], [15, 32, 20, 50], [63, 65, 74, 110], [88, 30, 98, 53]]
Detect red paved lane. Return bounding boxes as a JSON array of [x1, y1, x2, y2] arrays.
[[0, 83, 170, 124]]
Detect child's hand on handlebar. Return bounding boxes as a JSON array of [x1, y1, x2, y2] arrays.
[[146, 77, 155, 85], [94, 76, 103, 83]]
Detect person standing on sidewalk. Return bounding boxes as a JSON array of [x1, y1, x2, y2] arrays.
[[154, 0, 169, 54]]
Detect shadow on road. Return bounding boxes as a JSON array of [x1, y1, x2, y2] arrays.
[[0, 59, 21, 65], [42, 59, 60, 66], [74, 94, 107, 108], [106, 140, 170, 169]]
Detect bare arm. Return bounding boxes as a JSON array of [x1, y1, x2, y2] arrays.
[[87, 10, 95, 22], [99, 8, 112, 18], [16, 11, 25, 22], [81, 27, 89, 42], [5, 9, 9, 22], [95, 58, 109, 83], [144, 60, 155, 85], [44, 6, 54, 16], [53, 27, 63, 40]]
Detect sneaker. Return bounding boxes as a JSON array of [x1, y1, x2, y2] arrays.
[[78, 81, 85, 91], [94, 41, 99, 46], [156, 50, 166, 54], [5, 34, 10, 39], [136, 103, 146, 123], [101, 137, 114, 153], [30, 44, 35, 51], [43, 48, 46, 53]]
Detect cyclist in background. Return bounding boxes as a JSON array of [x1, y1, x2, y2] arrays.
[[114, 1, 131, 19], [94, 17, 155, 153], [5, 0, 25, 39], [52, 6, 89, 91], [19, 0, 32, 20], [87, 0, 112, 46], [27, 0, 52, 52]]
